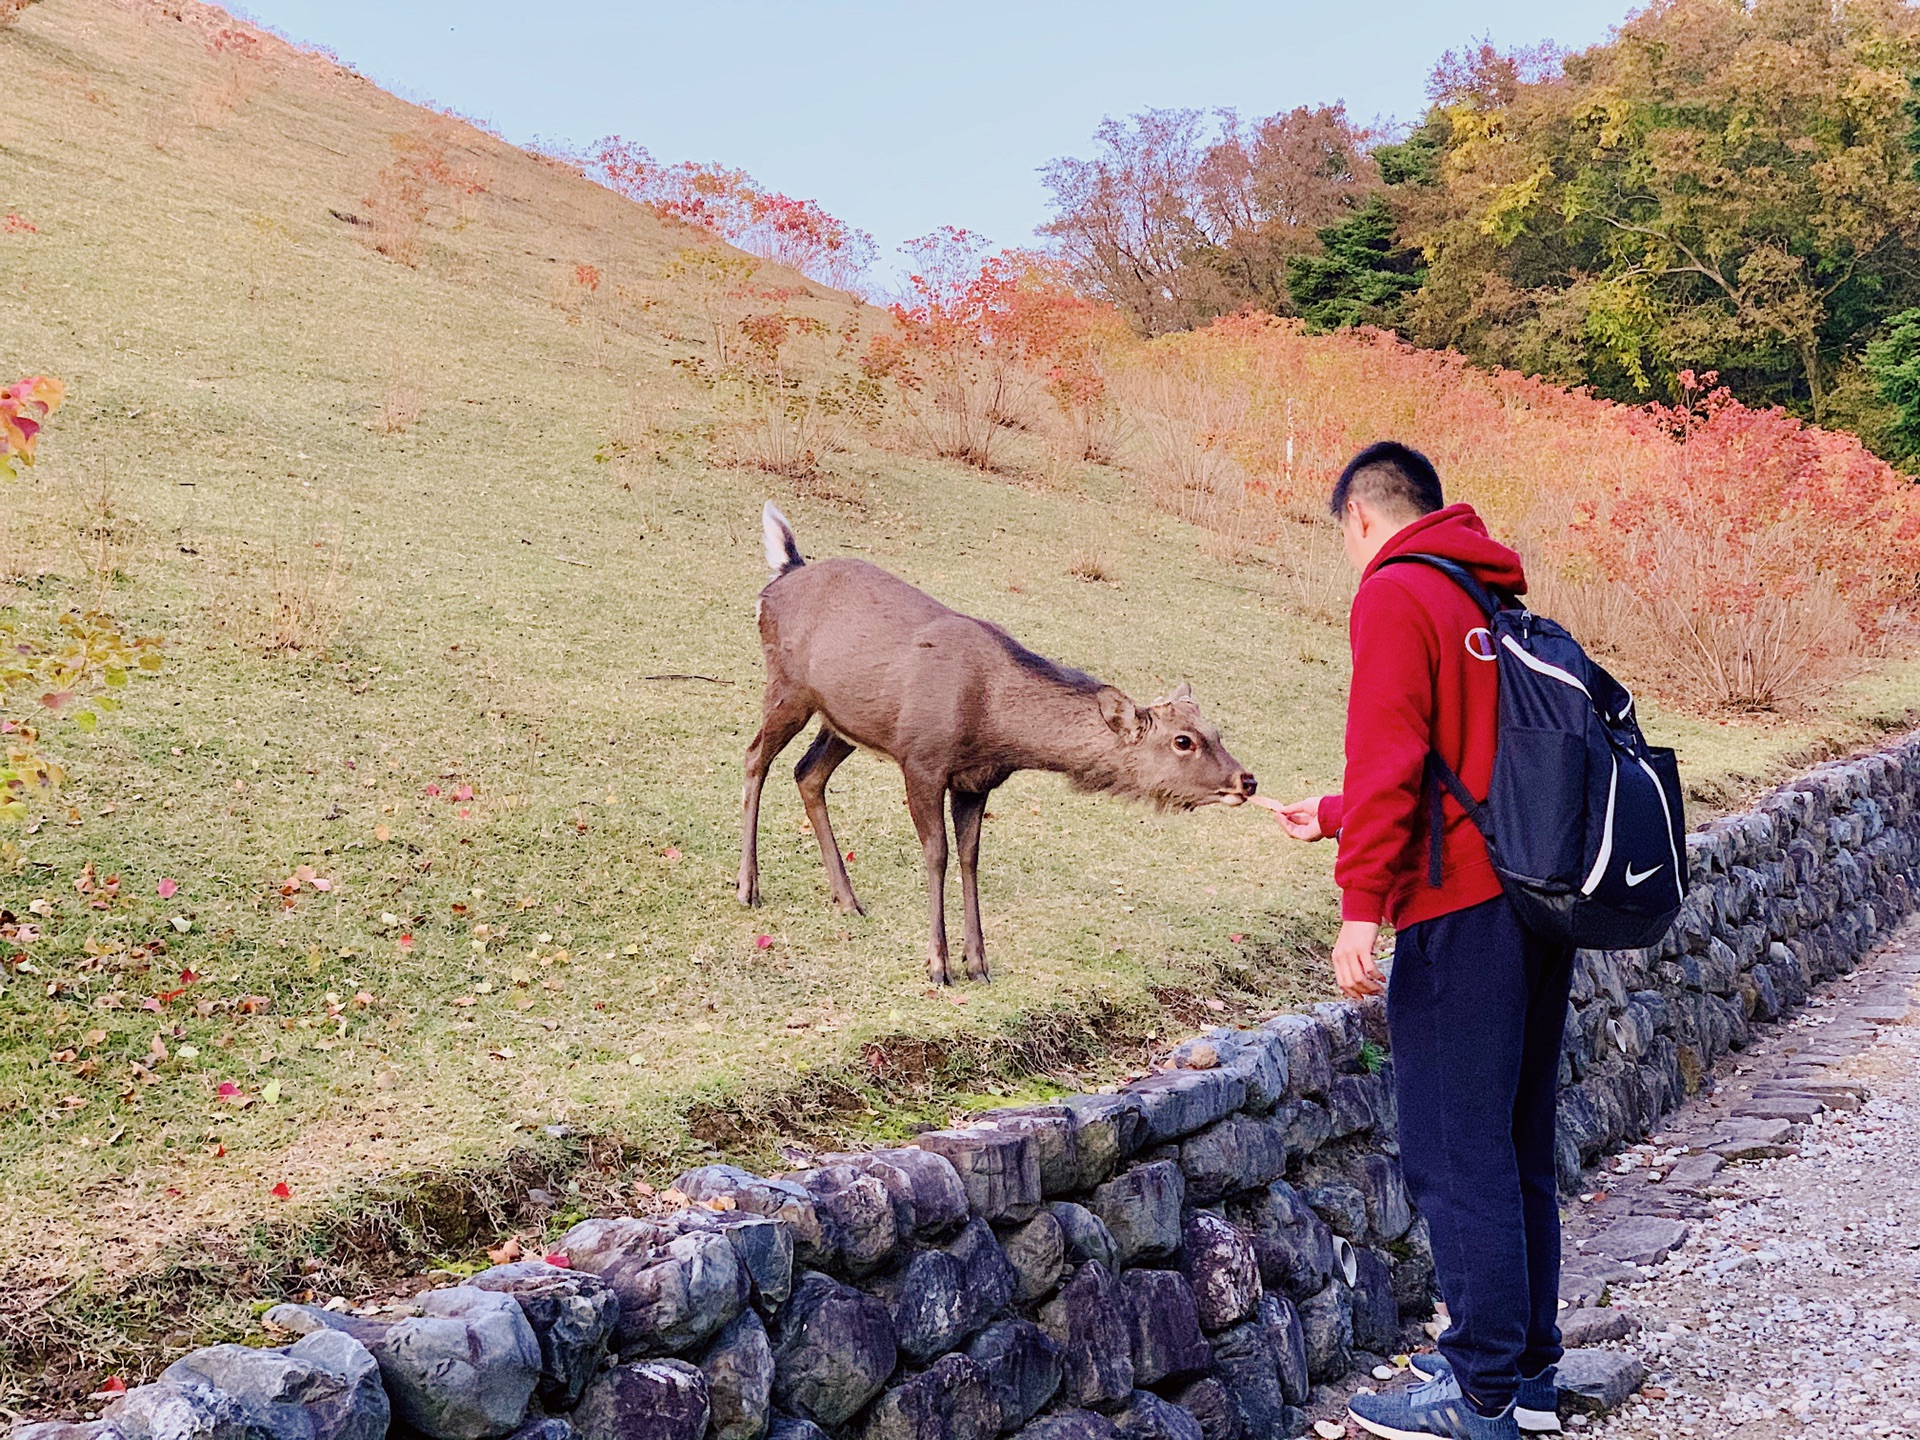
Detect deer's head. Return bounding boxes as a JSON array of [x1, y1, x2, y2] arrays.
[[1097, 681, 1257, 811]]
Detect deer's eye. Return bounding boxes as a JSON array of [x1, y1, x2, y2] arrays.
[[1173, 734, 1195, 752]]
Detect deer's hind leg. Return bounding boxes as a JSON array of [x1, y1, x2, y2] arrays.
[[795, 727, 862, 915], [737, 689, 812, 907]]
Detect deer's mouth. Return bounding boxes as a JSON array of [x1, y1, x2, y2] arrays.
[[1213, 791, 1250, 808]]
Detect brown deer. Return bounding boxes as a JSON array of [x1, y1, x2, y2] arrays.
[[738, 503, 1257, 985]]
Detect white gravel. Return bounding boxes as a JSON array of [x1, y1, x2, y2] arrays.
[[1584, 954, 1920, 1438]]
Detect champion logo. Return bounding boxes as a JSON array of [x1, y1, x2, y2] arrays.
[[1624, 862, 1662, 888], [1464, 627, 1497, 662]]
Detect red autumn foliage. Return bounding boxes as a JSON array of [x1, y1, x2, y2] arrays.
[[872, 231, 1127, 468], [590, 137, 875, 291], [3, 214, 35, 234]]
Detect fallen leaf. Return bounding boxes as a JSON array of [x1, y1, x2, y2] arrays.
[[156, 878, 179, 900], [374, 824, 391, 842], [489, 1046, 516, 1060], [170, 916, 192, 933], [487, 1238, 523, 1264], [262, 1078, 281, 1104], [311, 877, 333, 892], [423, 784, 441, 797], [1228, 933, 1244, 944], [755, 934, 773, 950], [662, 847, 682, 862], [97, 1377, 128, 1397], [270, 1181, 292, 1199], [543, 1252, 571, 1268]]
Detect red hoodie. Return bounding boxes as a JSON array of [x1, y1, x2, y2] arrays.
[[1316, 504, 1528, 929]]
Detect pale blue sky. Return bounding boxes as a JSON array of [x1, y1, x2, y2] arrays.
[[237, 1, 1636, 270]]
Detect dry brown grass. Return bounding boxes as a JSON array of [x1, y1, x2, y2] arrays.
[[375, 348, 426, 434]]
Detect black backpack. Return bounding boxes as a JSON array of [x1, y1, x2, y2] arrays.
[[1380, 554, 1687, 950]]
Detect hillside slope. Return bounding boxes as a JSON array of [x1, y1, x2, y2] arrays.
[[3, 0, 1917, 1398]]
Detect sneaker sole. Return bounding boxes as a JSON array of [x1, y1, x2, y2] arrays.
[[1348, 1415, 1442, 1440]]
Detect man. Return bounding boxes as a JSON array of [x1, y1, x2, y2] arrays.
[[1272, 441, 1571, 1440]]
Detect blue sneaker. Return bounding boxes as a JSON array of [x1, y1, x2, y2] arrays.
[[1408, 1353, 1561, 1434], [1348, 1370, 1520, 1440]]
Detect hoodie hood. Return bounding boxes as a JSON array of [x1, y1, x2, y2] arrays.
[[1362, 502, 1528, 595]]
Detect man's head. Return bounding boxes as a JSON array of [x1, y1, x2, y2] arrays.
[[1330, 440, 1444, 571]]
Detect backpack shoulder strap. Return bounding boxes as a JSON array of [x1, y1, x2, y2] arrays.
[[1375, 552, 1504, 620]]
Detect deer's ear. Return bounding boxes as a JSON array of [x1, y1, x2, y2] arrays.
[[1098, 687, 1145, 742], [1168, 680, 1193, 704]]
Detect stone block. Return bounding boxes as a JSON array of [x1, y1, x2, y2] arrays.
[[468, 1262, 620, 1410], [1167, 1378, 1240, 1440], [813, 1150, 970, 1242], [1586, 1217, 1688, 1267], [787, 1166, 900, 1278], [1056, 1094, 1149, 1188], [673, 1168, 829, 1270], [1294, 1280, 1352, 1384], [914, 1128, 1042, 1222], [1260, 1015, 1333, 1101], [1300, 1182, 1368, 1243], [692, 1313, 773, 1440], [1555, 1349, 1646, 1415], [1266, 1101, 1331, 1163], [998, 1210, 1067, 1304], [1323, 1077, 1375, 1139], [1177, 1114, 1288, 1205], [575, 1360, 709, 1440], [1048, 1202, 1119, 1272], [1089, 1162, 1184, 1267], [1117, 1269, 1211, 1386], [1348, 1247, 1399, 1355], [154, 1331, 388, 1440], [966, 1320, 1064, 1431], [266, 1288, 541, 1440], [768, 1272, 898, 1429], [1179, 1212, 1261, 1333], [1112, 1392, 1203, 1440], [977, 1108, 1081, 1198], [1224, 1181, 1335, 1299], [1557, 1307, 1639, 1348], [858, 1354, 1000, 1440], [1127, 1070, 1247, 1145], [1037, 1261, 1135, 1410], [668, 1213, 794, 1315], [1012, 1413, 1120, 1440]]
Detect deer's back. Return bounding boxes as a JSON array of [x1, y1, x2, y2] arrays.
[[758, 557, 1031, 754]]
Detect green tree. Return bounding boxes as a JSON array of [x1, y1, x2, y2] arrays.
[[1401, 1, 1920, 423], [1863, 306, 1920, 460], [1284, 196, 1426, 332]]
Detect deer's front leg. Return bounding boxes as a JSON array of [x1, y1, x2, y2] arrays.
[[904, 773, 952, 986], [950, 789, 991, 983]]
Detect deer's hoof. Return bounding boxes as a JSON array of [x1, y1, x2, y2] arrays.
[[965, 960, 991, 984], [736, 882, 760, 907]]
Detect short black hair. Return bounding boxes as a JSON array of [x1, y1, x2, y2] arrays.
[[1329, 441, 1444, 519]]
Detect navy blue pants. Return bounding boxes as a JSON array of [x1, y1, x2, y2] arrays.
[[1389, 893, 1573, 1414]]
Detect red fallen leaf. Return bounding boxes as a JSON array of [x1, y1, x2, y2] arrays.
[[157, 878, 179, 900], [458, 807, 470, 819], [755, 934, 772, 950], [158, 987, 187, 1004], [164, 1186, 183, 1198], [845, 850, 855, 863], [271, 1181, 292, 1199], [453, 785, 473, 802], [180, 969, 199, 983], [217, 1081, 240, 1097], [215, 1144, 226, 1156], [543, 1252, 571, 1268], [662, 847, 682, 861], [423, 784, 441, 797], [397, 934, 415, 951], [99, 1377, 127, 1396], [1228, 934, 1245, 944]]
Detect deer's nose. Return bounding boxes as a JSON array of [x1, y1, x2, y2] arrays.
[[1237, 772, 1257, 796]]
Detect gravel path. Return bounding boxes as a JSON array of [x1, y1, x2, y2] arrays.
[[1570, 926, 1920, 1438]]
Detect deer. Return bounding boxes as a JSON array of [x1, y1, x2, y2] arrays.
[[738, 502, 1258, 985]]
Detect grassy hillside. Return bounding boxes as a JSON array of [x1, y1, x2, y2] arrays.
[[3, 0, 1919, 1396]]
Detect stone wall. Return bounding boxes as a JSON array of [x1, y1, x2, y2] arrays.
[[19, 734, 1920, 1440]]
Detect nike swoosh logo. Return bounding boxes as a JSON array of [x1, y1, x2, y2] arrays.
[[1624, 863, 1662, 887]]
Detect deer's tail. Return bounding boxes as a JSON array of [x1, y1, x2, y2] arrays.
[[762, 501, 805, 576]]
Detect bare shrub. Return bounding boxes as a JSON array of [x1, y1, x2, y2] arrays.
[[375, 350, 425, 434], [71, 475, 140, 599], [1066, 541, 1119, 584], [209, 529, 349, 656]]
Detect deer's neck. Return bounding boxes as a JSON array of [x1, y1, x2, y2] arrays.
[[1007, 690, 1137, 798]]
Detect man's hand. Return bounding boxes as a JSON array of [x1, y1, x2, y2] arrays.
[[1270, 798, 1326, 841], [1331, 920, 1385, 998]]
